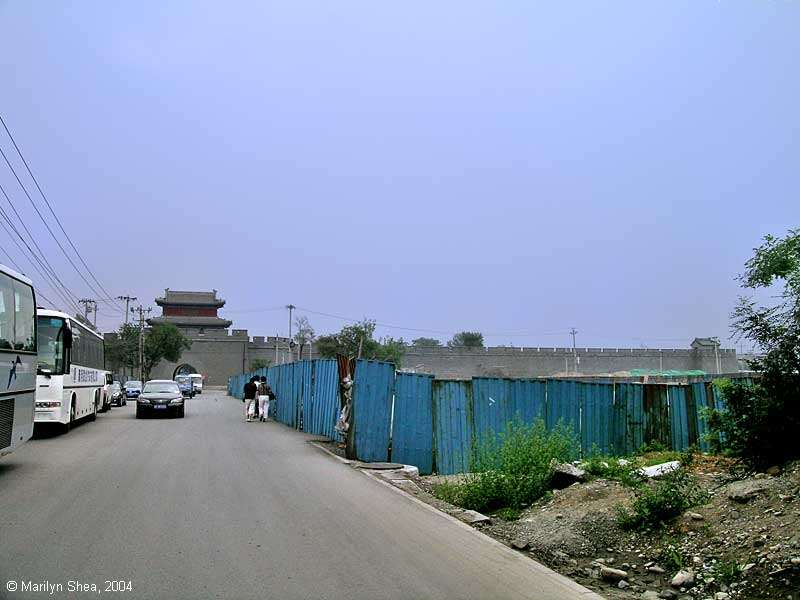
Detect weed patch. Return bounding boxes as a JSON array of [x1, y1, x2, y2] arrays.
[[616, 470, 709, 530]]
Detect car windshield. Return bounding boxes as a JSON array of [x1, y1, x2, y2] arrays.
[[110, 384, 121, 392], [176, 376, 189, 383], [143, 382, 180, 394], [126, 381, 142, 388]]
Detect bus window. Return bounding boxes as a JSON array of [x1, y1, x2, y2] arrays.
[[37, 316, 68, 374], [14, 280, 36, 352], [0, 276, 12, 349]]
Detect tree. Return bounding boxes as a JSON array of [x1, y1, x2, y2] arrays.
[[316, 319, 406, 365], [448, 331, 484, 348], [709, 229, 800, 468], [412, 337, 442, 347], [105, 323, 139, 377], [142, 324, 192, 381], [249, 358, 270, 371], [293, 316, 315, 360]]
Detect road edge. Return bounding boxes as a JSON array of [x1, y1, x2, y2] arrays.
[[308, 441, 605, 599]]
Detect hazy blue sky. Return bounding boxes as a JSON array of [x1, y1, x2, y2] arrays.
[[1, 1, 798, 350]]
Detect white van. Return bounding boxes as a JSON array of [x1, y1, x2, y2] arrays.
[[188, 373, 203, 394]]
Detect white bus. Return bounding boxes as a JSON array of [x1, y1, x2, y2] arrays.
[[35, 309, 108, 432], [0, 263, 37, 457]]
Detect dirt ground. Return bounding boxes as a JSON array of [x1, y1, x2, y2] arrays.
[[409, 459, 800, 600]]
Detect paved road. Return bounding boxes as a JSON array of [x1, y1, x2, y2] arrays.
[[0, 390, 601, 600]]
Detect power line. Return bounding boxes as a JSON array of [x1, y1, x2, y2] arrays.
[[0, 240, 22, 272], [0, 144, 125, 315], [0, 114, 125, 312], [0, 186, 82, 313]]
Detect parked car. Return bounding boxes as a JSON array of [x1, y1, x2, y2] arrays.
[[109, 382, 126, 406], [135, 380, 185, 419], [188, 373, 203, 394], [175, 375, 195, 398], [124, 380, 143, 400]]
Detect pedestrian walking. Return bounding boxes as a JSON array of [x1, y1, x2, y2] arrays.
[[257, 376, 274, 422], [243, 376, 258, 422]]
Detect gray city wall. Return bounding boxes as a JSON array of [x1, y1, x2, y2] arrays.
[[398, 346, 738, 379], [146, 334, 737, 385]]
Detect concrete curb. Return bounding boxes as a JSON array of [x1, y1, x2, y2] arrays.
[[308, 441, 605, 599]]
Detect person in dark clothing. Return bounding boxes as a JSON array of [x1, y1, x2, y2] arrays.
[[243, 376, 258, 422]]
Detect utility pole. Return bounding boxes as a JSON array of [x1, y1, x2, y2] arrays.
[[117, 295, 137, 325], [79, 298, 97, 326], [131, 305, 152, 382], [570, 327, 579, 375], [286, 304, 296, 362]]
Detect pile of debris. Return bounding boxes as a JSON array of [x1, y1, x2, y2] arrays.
[[411, 459, 800, 600]]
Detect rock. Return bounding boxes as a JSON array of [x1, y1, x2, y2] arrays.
[[791, 557, 800, 566], [641, 592, 660, 600], [688, 512, 704, 521], [648, 565, 666, 574], [640, 461, 681, 478], [742, 562, 756, 572], [618, 580, 629, 589], [715, 593, 730, 600], [766, 465, 781, 476], [511, 538, 529, 550], [600, 566, 628, 582], [727, 480, 771, 503], [551, 463, 587, 489], [458, 510, 491, 525], [670, 570, 694, 588], [658, 590, 677, 599]]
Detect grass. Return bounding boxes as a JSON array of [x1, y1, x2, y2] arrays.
[[712, 558, 743, 585], [431, 419, 577, 513], [660, 540, 686, 571], [493, 507, 522, 521]]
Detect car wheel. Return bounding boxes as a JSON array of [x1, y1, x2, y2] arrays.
[[135, 406, 142, 419], [177, 406, 185, 418]]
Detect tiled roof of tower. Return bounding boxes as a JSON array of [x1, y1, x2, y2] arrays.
[[147, 315, 233, 327], [155, 289, 225, 307]]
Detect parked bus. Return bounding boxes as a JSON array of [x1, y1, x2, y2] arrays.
[[0, 263, 37, 457], [35, 309, 108, 432]]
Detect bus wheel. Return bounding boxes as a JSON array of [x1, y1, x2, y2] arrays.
[[63, 398, 75, 433], [89, 394, 98, 422]]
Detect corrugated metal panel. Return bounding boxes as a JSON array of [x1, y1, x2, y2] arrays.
[[615, 383, 643, 454], [668, 385, 689, 451], [433, 380, 472, 475], [352, 360, 395, 462], [471, 378, 513, 446], [643, 385, 671, 449], [311, 359, 339, 439], [299, 361, 313, 431], [580, 382, 614, 455], [691, 383, 711, 452], [392, 373, 434, 474], [546, 380, 581, 440], [509, 379, 547, 425]]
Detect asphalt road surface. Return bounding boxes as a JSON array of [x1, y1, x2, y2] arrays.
[[0, 389, 601, 600]]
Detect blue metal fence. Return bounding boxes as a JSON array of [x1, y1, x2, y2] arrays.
[[433, 380, 472, 475], [227, 360, 744, 475], [392, 373, 434, 474], [352, 360, 395, 462]]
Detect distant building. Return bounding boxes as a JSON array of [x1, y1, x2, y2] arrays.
[[147, 289, 232, 333]]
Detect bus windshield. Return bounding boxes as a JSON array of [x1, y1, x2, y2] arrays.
[[37, 316, 68, 374]]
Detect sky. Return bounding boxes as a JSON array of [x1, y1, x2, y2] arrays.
[[0, 1, 798, 351]]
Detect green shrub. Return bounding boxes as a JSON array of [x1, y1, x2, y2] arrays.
[[616, 470, 709, 530], [432, 419, 577, 512], [709, 370, 800, 469], [660, 540, 685, 571]]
